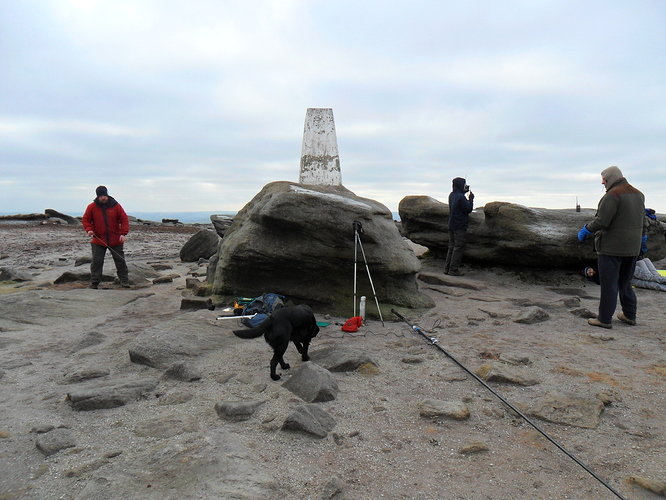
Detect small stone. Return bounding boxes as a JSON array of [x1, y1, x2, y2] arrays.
[[514, 306, 550, 324], [30, 424, 55, 434], [215, 400, 266, 422], [499, 352, 531, 365], [35, 428, 76, 456], [418, 399, 470, 421], [320, 475, 345, 500], [628, 476, 666, 496], [459, 441, 489, 455], [152, 276, 173, 284], [570, 307, 597, 318]]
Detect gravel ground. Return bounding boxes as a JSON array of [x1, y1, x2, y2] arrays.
[[1, 222, 665, 500]]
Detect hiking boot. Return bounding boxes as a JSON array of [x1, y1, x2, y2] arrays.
[[588, 318, 612, 329], [120, 281, 131, 288], [617, 312, 636, 325], [444, 268, 450, 275], [448, 269, 465, 276], [89, 283, 99, 289]]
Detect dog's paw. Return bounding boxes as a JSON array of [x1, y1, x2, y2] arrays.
[[271, 373, 281, 381]]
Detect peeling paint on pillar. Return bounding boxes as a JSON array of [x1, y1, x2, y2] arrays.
[[299, 108, 342, 186]]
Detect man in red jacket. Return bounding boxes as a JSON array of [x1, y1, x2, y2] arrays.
[[82, 186, 130, 289]]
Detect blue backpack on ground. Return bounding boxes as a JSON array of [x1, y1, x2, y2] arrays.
[[241, 293, 285, 328]]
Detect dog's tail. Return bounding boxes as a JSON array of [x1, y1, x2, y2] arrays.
[[232, 317, 272, 339]]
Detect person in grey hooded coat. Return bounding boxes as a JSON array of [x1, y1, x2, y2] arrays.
[[577, 166, 646, 328]]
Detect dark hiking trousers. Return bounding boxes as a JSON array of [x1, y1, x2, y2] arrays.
[[445, 230, 468, 271], [597, 254, 637, 324], [90, 243, 128, 284]]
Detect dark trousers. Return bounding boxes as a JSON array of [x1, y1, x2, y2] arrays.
[[445, 230, 467, 271], [90, 243, 128, 284], [597, 254, 637, 324]]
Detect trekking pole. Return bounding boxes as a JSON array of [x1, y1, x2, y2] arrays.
[[354, 221, 384, 326], [216, 314, 257, 321], [391, 309, 628, 500], [353, 221, 359, 318]]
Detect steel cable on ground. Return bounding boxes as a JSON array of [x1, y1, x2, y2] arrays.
[[391, 309, 627, 500]]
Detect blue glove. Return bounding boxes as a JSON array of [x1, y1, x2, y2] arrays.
[[577, 225, 593, 242], [640, 235, 648, 256]]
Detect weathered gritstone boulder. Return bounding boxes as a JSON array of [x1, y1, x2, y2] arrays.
[[127, 262, 162, 284], [45, 208, 79, 225], [66, 377, 159, 411], [62, 365, 111, 384], [128, 311, 236, 368], [529, 391, 605, 429], [399, 196, 666, 268], [0, 212, 47, 221], [418, 399, 471, 421], [309, 346, 379, 372], [210, 214, 234, 237], [476, 362, 541, 386], [215, 400, 266, 422], [513, 306, 550, 324], [281, 362, 339, 402], [72, 429, 277, 499], [163, 361, 202, 381], [179, 229, 220, 262], [282, 403, 336, 438], [0, 267, 34, 282], [35, 427, 77, 456], [212, 181, 434, 315]]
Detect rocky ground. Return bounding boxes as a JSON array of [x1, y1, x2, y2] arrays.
[[1, 221, 665, 500]]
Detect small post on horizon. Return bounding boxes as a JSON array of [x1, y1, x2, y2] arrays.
[[576, 197, 580, 212]]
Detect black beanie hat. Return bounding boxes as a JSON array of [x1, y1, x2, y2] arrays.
[[96, 186, 109, 197]]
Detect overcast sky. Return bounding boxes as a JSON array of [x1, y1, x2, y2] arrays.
[[2, 1, 665, 217]]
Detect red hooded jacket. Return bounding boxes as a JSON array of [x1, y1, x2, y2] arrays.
[[82, 197, 129, 247]]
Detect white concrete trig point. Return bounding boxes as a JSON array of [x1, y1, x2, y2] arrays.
[[299, 108, 342, 186]]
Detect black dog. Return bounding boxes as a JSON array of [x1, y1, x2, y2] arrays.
[[233, 304, 319, 380]]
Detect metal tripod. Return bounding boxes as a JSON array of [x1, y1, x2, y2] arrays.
[[353, 220, 384, 326]]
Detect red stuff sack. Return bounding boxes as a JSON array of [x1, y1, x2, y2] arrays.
[[341, 316, 363, 332]]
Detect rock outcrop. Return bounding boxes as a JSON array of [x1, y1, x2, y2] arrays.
[[210, 214, 234, 238], [212, 181, 434, 315], [399, 196, 666, 268], [45, 208, 79, 225], [281, 362, 339, 403], [179, 229, 219, 262], [66, 377, 160, 411], [127, 311, 236, 368], [0, 267, 34, 282]]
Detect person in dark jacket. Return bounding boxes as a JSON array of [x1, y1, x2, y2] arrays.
[[82, 186, 130, 289], [445, 177, 474, 276], [577, 166, 646, 328]]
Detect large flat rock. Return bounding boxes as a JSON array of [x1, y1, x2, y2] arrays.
[[399, 197, 666, 267], [128, 311, 238, 369], [0, 289, 154, 331]]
